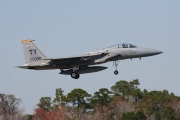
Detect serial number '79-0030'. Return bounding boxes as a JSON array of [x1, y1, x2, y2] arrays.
[[30, 57, 42, 61]]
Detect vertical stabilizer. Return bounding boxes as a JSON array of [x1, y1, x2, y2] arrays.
[[22, 40, 47, 65]]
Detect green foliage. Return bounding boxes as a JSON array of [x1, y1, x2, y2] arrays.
[[121, 112, 137, 120], [37, 97, 51, 111], [140, 89, 179, 119], [160, 108, 176, 119], [136, 111, 147, 120], [111, 80, 130, 96], [53, 88, 66, 105], [66, 88, 92, 108], [34, 79, 180, 120], [23, 114, 33, 120], [111, 79, 143, 102], [122, 111, 146, 120], [90, 88, 112, 107]]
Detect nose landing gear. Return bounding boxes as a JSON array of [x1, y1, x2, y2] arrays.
[[114, 70, 118, 75], [113, 60, 120, 75]]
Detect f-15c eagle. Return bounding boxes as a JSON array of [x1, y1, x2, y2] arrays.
[[17, 40, 163, 79]]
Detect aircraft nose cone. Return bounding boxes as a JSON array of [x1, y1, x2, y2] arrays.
[[147, 49, 163, 55], [157, 50, 163, 54], [137, 48, 163, 57]]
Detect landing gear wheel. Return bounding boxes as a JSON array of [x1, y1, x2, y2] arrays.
[[71, 72, 77, 78], [75, 74, 80, 79], [71, 72, 80, 79], [114, 70, 118, 75], [113, 61, 120, 75]]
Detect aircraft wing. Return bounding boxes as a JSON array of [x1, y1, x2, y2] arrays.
[[44, 53, 108, 65], [94, 53, 122, 63], [16, 64, 47, 69]]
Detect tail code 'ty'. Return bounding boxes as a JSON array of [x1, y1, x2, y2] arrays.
[[22, 40, 47, 64]]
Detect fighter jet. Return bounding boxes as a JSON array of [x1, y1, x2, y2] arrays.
[[17, 40, 163, 79]]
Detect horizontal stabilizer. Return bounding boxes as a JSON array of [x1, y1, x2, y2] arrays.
[[16, 64, 48, 69]]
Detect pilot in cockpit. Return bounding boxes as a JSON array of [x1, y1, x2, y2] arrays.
[[125, 44, 128, 48], [122, 44, 128, 48]]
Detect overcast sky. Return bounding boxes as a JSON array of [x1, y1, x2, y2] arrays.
[[0, 1, 179, 114]]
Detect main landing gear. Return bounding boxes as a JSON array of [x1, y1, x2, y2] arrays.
[[113, 60, 120, 75], [71, 72, 80, 79], [71, 66, 80, 79]]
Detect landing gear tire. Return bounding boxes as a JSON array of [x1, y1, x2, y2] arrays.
[[71, 72, 77, 78], [75, 74, 80, 79], [71, 72, 80, 79], [114, 70, 118, 75]]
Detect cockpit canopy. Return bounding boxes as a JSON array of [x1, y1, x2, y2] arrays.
[[108, 43, 137, 48]]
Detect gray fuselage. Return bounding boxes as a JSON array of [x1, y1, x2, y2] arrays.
[[49, 47, 162, 70]]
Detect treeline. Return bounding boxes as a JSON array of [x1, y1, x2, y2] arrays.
[[1, 79, 180, 120], [33, 79, 180, 120]]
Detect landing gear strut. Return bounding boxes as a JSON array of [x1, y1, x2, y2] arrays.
[[113, 60, 120, 75]]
